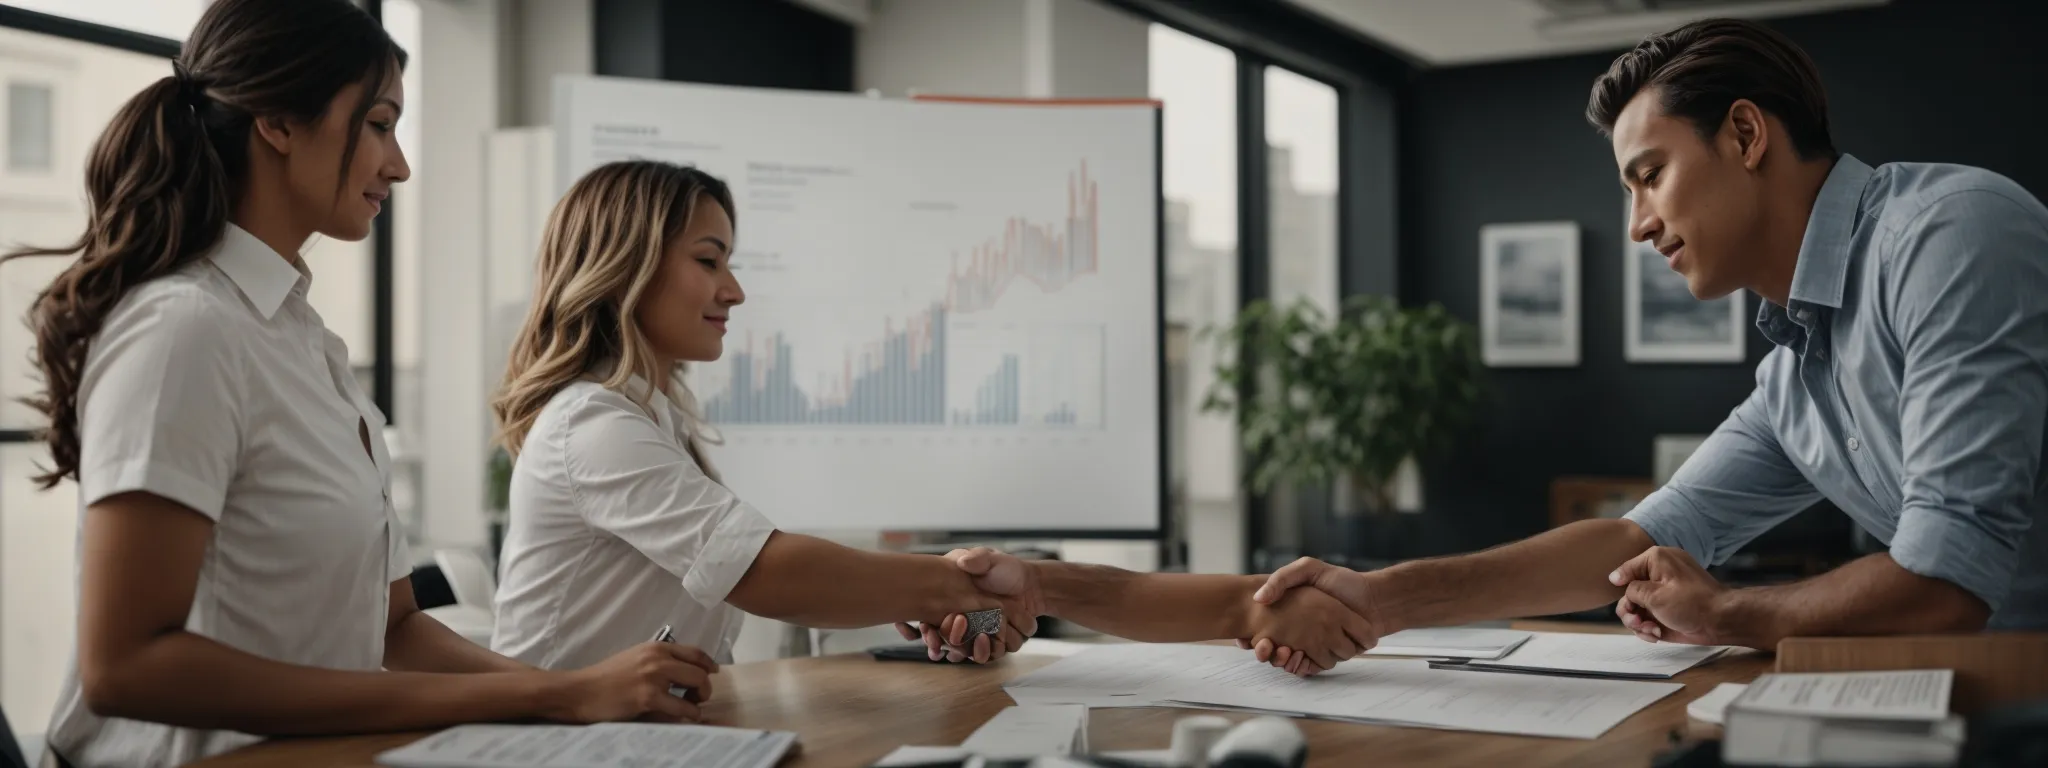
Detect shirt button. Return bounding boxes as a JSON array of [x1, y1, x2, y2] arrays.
[[1847, 436, 1861, 452]]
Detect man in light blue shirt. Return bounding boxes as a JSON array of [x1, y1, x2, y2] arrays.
[[919, 17, 2048, 673], [1207, 17, 2048, 671]]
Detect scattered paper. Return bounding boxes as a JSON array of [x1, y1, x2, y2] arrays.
[[1733, 669, 1951, 721], [1159, 657, 1683, 740], [1686, 683, 1748, 725], [960, 705, 1089, 757], [1449, 632, 1728, 678], [1365, 628, 1533, 659], [375, 723, 796, 768], [870, 746, 973, 767], [1003, 643, 1247, 708]]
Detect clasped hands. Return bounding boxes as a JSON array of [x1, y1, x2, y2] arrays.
[[901, 543, 1736, 676]]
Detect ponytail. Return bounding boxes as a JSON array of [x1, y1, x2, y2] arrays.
[[3, 69, 234, 489]]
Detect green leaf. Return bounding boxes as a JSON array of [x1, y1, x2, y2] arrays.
[[1203, 294, 1486, 501]]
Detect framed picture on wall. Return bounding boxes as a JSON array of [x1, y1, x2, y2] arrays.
[[1625, 236, 1747, 363], [1480, 222, 1580, 367]]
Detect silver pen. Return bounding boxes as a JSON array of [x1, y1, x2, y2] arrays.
[[649, 624, 693, 698]]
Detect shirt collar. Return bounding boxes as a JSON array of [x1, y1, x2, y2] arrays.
[[206, 223, 310, 320], [1786, 154, 1874, 310], [588, 358, 683, 432]]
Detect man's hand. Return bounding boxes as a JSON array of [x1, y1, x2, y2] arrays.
[[1240, 557, 1380, 674], [893, 547, 1043, 663], [1242, 585, 1376, 676], [1609, 546, 1730, 646]]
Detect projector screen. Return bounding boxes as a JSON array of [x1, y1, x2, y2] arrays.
[[553, 76, 1161, 534]]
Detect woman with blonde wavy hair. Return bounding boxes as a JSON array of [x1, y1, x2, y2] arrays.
[[489, 160, 1040, 677]]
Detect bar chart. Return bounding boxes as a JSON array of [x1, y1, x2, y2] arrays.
[[703, 304, 948, 426], [947, 161, 1100, 315], [557, 76, 1159, 533], [947, 322, 1105, 429], [695, 160, 1107, 429]]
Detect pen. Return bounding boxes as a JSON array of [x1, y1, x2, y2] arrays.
[[649, 624, 693, 698]]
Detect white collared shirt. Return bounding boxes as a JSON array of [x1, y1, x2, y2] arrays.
[[46, 224, 408, 768], [491, 372, 776, 670]]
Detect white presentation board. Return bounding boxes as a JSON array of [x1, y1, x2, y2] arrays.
[[553, 76, 1161, 534]]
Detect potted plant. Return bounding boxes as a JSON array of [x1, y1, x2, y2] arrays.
[[1201, 295, 1483, 558]]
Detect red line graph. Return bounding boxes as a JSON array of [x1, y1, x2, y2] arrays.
[[945, 160, 1100, 314]]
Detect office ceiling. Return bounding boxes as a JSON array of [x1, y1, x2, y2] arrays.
[[1281, 0, 1890, 66]]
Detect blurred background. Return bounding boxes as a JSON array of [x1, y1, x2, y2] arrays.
[[0, 0, 2042, 736]]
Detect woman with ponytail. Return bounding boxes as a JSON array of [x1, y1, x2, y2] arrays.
[[12, 2, 725, 765]]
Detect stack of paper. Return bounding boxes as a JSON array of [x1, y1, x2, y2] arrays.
[[1364, 627, 1533, 659], [1433, 632, 1729, 679], [1002, 643, 1685, 740], [1723, 669, 1965, 767]]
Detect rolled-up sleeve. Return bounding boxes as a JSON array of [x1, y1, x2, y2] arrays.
[[1884, 190, 2048, 612], [1625, 373, 1825, 567], [77, 289, 245, 519], [559, 393, 776, 607]]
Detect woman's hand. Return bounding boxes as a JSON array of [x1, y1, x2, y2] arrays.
[[1240, 586, 1377, 676], [548, 642, 718, 723]]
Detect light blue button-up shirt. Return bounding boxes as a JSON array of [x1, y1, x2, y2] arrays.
[[1624, 154, 2048, 629]]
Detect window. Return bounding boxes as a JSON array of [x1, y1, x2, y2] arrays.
[[6, 82, 52, 171], [1148, 25, 1241, 537], [1263, 65, 1339, 317], [0, 19, 165, 733]]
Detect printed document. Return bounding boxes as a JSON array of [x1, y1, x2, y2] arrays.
[[1733, 669, 1951, 720], [1160, 658, 1682, 740], [1445, 632, 1729, 678], [375, 723, 797, 768]]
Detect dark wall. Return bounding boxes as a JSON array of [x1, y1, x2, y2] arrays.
[[594, 0, 854, 91], [1398, 0, 2048, 555]]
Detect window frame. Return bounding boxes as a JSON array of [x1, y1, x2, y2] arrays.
[[1109, 0, 1412, 571]]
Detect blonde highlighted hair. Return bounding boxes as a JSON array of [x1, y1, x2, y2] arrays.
[[491, 160, 735, 476]]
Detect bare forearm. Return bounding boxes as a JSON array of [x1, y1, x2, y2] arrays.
[[1369, 519, 1653, 632], [384, 610, 533, 674], [1032, 561, 1257, 642], [726, 531, 986, 629], [1713, 553, 1990, 649], [88, 631, 563, 735]]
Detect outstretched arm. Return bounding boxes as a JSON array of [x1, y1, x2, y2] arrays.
[[918, 550, 1375, 670]]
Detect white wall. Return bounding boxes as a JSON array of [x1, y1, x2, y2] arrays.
[[506, 0, 593, 128], [0, 24, 161, 734], [417, 0, 503, 550], [857, 0, 1030, 98], [858, 0, 1147, 100]]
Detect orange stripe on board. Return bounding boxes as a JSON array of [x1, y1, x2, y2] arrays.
[[911, 95, 1163, 108]]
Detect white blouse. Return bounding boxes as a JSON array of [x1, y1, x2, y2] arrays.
[[491, 371, 776, 671], [46, 224, 408, 768]]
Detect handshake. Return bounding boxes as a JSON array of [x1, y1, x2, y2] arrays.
[[894, 549, 1387, 676]]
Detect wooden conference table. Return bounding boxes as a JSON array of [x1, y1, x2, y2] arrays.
[[194, 622, 1768, 768]]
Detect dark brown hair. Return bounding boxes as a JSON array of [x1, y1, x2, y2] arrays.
[[1587, 18, 1836, 161], [1, 0, 406, 488]]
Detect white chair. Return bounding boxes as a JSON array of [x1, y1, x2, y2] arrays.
[[424, 547, 499, 647], [434, 547, 498, 611]]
